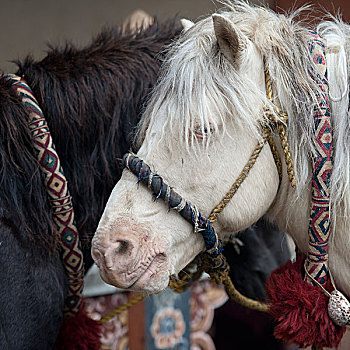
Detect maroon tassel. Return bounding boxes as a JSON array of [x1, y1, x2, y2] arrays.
[[265, 255, 346, 348], [54, 302, 102, 350]]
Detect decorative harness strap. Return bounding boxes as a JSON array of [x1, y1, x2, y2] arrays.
[[305, 32, 333, 286], [2, 74, 84, 318], [303, 32, 350, 328]]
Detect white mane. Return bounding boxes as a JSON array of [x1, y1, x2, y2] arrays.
[[317, 19, 350, 224], [135, 2, 350, 226]]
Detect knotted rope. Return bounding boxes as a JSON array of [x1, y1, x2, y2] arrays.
[[264, 71, 295, 187]]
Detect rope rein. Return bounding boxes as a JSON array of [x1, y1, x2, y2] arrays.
[[99, 293, 147, 324]]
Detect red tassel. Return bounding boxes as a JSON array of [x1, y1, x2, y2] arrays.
[[265, 255, 346, 348], [54, 302, 102, 350]]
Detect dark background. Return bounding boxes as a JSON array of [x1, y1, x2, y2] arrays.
[[0, 0, 223, 72], [1, 0, 348, 72]]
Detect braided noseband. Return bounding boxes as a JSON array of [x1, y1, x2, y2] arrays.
[[123, 153, 224, 259]]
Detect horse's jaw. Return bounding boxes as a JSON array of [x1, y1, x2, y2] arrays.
[[98, 250, 170, 294], [91, 171, 205, 293]]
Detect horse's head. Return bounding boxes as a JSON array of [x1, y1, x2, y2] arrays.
[[92, 10, 281, 293]]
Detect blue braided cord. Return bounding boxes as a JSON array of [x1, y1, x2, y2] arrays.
[[198, 216, 223, 258], [123, 153, 224, 258], [167, 187, 173, 212], [137, 161, 149, 187], [155, 180, 163, 200]]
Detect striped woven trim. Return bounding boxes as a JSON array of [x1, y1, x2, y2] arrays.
[[2, 74, 84, 317], [305, 32, 333, 285]]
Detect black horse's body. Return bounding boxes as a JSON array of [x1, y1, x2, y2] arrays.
[[0, 21, 181, 349], [0, 19, 290, 350]]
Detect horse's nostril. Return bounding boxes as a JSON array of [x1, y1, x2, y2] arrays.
[[114, 240, 128, 255], [104, 239, 134, 269]]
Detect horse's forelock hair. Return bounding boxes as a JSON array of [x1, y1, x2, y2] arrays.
[[221, 3, 324, 196], [136, 13, 267, 158]]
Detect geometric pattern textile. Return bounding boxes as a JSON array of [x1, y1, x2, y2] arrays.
[[2, 74, 84, 317], [305, 32, 333, 285]]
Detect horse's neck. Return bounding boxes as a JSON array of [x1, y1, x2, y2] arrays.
[[267, 153, 311, 253], [270, 177, 350, 296]]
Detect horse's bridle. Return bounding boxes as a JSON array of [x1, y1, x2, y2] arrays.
[[123, 71, 295, 262], [122, 71, 295, 312]]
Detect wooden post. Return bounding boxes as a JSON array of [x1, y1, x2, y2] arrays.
[[128, 292, 146, 350]]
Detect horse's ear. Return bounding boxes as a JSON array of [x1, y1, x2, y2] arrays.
[[213, 14, 244, 66], [181, 18, 195, 32]]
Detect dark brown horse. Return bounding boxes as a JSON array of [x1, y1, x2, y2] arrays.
[[0, 19, 181, 349]]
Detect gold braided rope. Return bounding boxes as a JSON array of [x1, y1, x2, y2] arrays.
[[168, 257, 203, 293], [200, 254, 270, 312], [99, 293, 147, 323], [208, 128, 270, 223], [266, 130, 282, 184], [277, 123, 296, 187], [264, 71, 296, 187]]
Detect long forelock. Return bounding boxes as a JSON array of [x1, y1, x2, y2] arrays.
[[136, 15, 266, 157]]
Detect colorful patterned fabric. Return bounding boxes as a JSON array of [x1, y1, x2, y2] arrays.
[[305, 32, 333, 285], [2, 74, 84, 317]]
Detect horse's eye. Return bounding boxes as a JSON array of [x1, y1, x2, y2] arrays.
[[193, 124, 214, 139]]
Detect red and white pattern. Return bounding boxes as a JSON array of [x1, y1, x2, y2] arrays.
[[305, 32, 333, 286], [85, 293, 129, 350]]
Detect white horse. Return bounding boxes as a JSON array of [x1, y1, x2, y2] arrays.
[[91, 2, 350, 301]]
